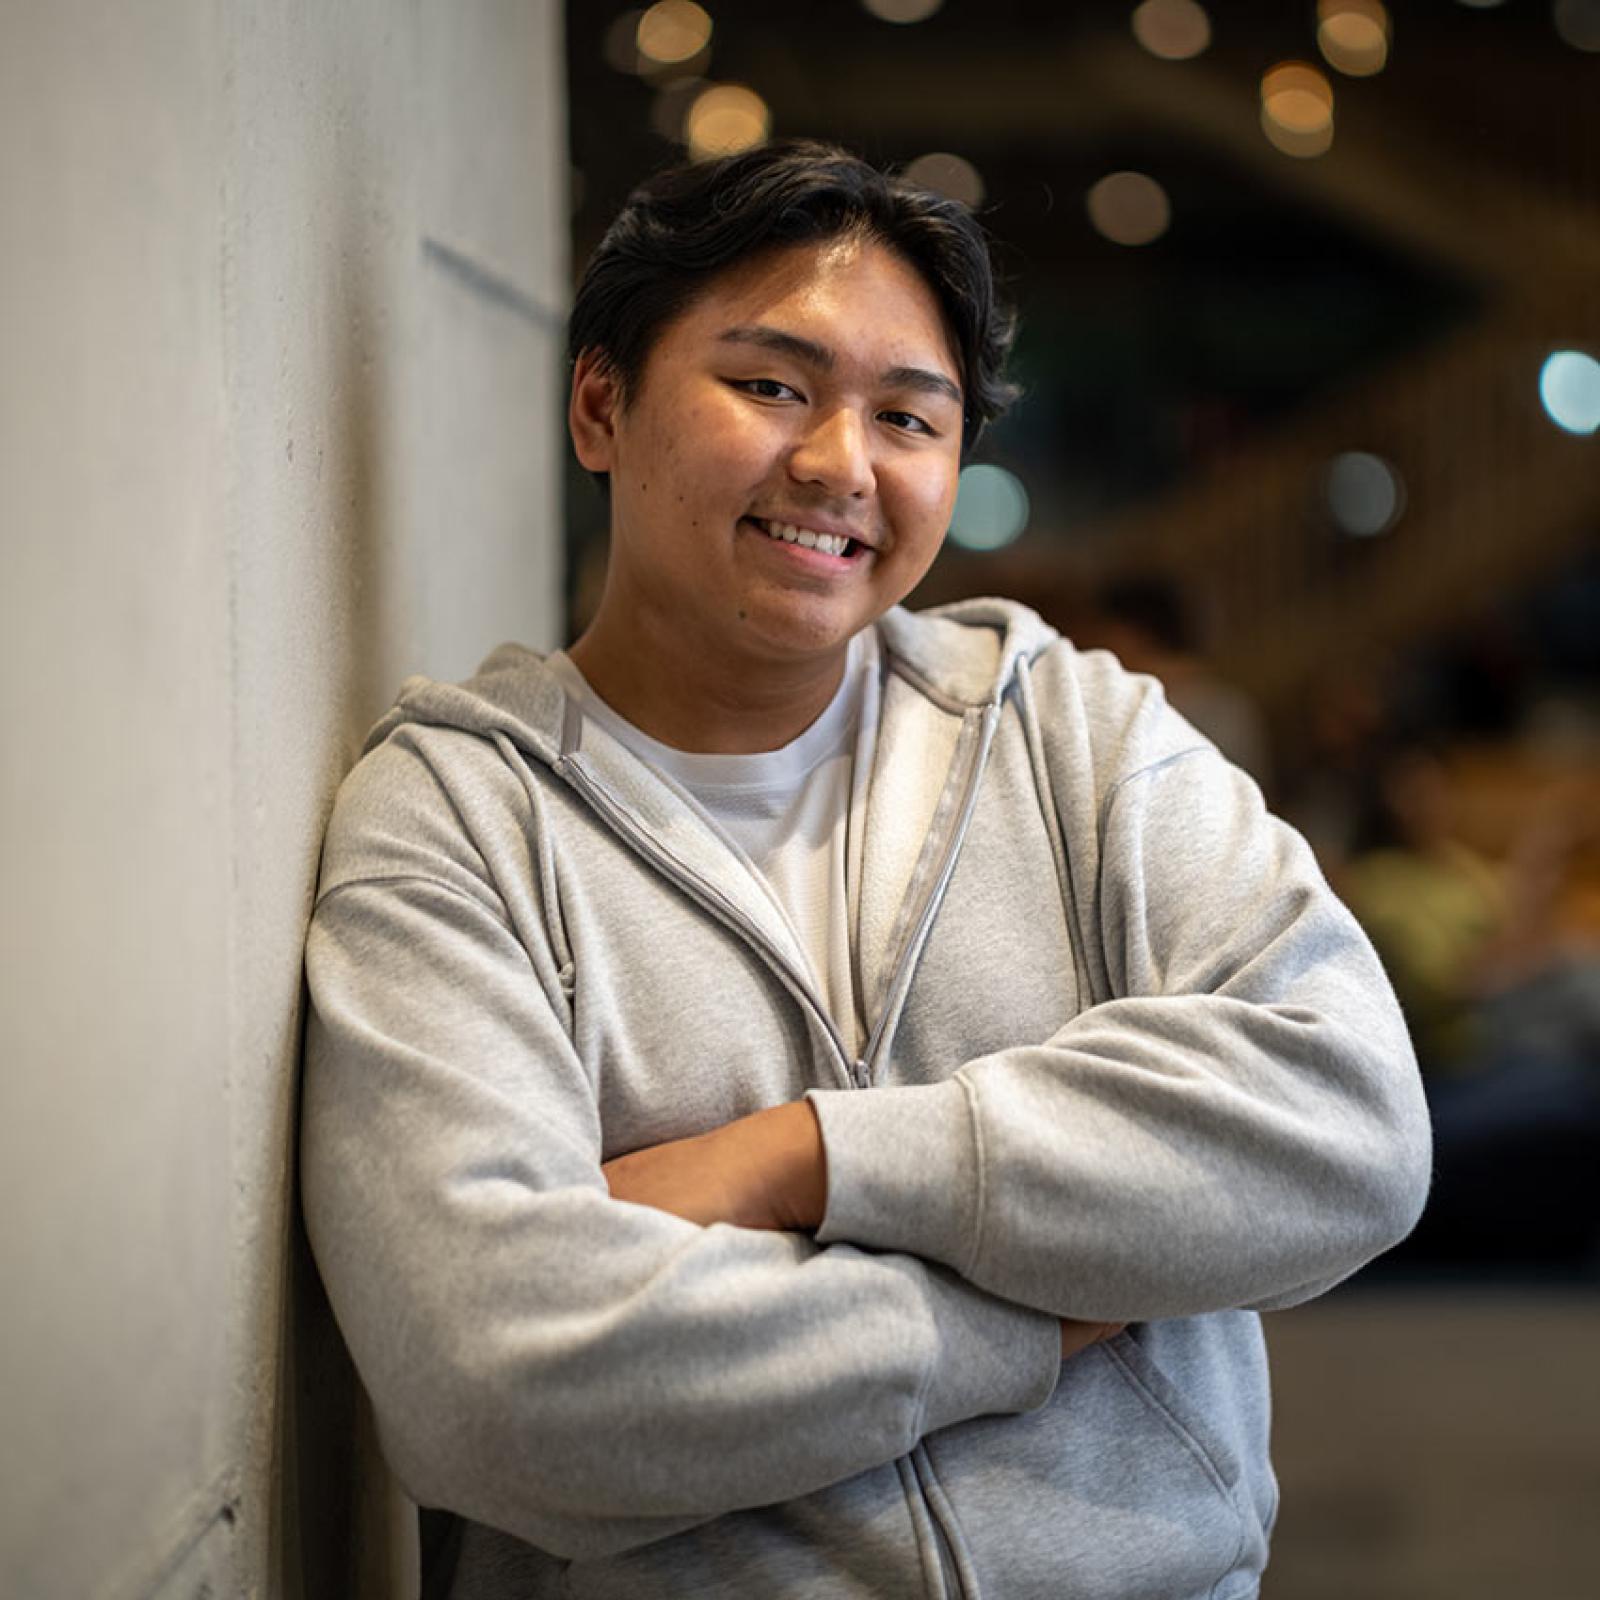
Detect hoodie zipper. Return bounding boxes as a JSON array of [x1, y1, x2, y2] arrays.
[[554, 753, 863, 1086], [856, 699, 1002, 1083], [558, 695, 1008, 1600], [553, 692, 1004, 1094]]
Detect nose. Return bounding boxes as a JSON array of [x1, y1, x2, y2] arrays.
[[788, 406, 875, 498]]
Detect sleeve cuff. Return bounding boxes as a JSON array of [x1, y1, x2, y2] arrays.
[[807, 1078, 983, 1275], [916, 1266, 1061, 1434]]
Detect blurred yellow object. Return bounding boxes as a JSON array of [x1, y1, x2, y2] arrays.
[[1261, 61, 1335, 157], [1085, 171, 1172, 246], [686, 84, 769, 160], [637, 1, 713, 66], [1131, 0, 1212, 61], [1317, 0, 1390, 77]]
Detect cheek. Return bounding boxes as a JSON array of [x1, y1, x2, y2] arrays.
[[893, 464, 960, 542]]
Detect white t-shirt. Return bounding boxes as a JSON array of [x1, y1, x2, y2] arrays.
[[546, 633, 882, 1055]]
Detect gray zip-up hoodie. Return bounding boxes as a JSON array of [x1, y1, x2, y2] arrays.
[[301, 599, 1431, 1599]]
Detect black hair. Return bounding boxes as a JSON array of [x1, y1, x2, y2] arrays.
[[567, 139, 1020, 455]]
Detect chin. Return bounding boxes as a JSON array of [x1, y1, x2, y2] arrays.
[[740, 611, 864, 663]]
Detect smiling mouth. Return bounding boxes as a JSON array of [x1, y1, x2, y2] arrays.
[[743, 516, 864, 559]]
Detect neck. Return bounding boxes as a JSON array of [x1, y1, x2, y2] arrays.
[[567, 608, 853, 754]]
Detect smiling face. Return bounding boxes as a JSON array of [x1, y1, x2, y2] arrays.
[[568, 236, 964, 739]]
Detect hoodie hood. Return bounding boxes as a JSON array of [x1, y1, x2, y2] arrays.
[[363, 597, 1061, 762]]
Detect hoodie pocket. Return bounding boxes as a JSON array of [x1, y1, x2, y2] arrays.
[[920, 1329, 1261, 1600], [1098, 1329, 1248, 1520]]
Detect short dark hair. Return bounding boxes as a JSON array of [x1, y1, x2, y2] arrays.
[[568, 139, 1020, 454]]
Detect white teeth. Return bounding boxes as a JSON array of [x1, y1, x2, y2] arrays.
[[761, 520, 850, 557]]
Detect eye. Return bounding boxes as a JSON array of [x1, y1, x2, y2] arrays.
[[878, 409, 936, 437], [729, 377, 803, 402]]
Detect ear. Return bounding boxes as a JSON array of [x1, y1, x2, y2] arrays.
[[569, 349, 623, 473]]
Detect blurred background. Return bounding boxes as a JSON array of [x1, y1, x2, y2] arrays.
[[568, 3, 1600, 1594], [1, 2, 1595, 1596]]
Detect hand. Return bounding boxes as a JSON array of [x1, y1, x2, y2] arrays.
[[603, 1100, 828, 1231], [1060, 1319, 1125, 1360]]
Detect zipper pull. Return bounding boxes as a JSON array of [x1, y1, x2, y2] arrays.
[[852, 1057, 871, 1088]]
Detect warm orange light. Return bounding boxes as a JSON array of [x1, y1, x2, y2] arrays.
[[1317, 0, 1389, 77], [1130, 0, 1212, 61], [637, 1, 713, 66], [1261, 61, 1335, 157], [1085, 172, 1172, 247], [903, 152, 985, 208], [862, 0, 944, 21], [1262, 61, 1335, 111], [685, 84, 770, 160]]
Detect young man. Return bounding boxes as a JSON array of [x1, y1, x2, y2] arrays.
[[302, 141, 1430, 1598]]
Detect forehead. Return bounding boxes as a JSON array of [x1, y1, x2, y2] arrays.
[[656, 238, 961, 380]]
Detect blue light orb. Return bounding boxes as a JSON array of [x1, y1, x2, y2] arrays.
[[948, 465, 1030, 551], [1327, 451, 1404, 537], [1539, 350, 1600, 436]]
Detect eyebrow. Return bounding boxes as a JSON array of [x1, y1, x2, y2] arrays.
[[715, 325, 963, 410]]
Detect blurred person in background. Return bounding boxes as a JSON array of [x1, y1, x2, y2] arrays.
[[1343, 741, 1600, 1267], [299, 141, 1430, 1598]]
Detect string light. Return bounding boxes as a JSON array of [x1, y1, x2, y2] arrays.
[[637, 1, 713, 66], [862, 0, 943, 22], [1130, 0, 1212, 61], [903, 152, 985, 208], [1260, 61, 1335, 158], [685, 84, 770, 160], [1086, 171, 1172, 246], [1317, 0, 1390, 77]]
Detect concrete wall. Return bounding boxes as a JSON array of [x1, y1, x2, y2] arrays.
[[0, 3, 566, 1594]]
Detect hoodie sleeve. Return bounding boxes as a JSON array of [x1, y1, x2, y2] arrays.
[[301, 763, 1059, 1562], [809, 658, 1432, 1324]]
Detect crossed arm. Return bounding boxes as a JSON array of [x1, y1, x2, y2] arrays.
[[602, 1101, 1126, 1359], [601, 1100, 1126, 1363], [302, 725, 1430, 1557]]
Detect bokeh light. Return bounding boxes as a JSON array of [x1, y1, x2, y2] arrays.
[[1261, 61, 1335, 158], [1317, 0, 1390, 77], [1554, 0, 1600, 51], [1326, 452, 1406, 536], [1130, 0, 1212, 61], [1539, 350, 1600, 435], [862, 0, 944, 22], [948, 465, 1030, 551], [1085, 171, 1172, 246], [637, 1, 713, 66], [685, 84, 770, 160], [903, 151, 985, 208]]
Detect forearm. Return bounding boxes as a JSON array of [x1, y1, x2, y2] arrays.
[[602, 1099, 828, 1231], [809, 992, 1430, 1322], [795, 708, 1434, 1324], [305, 884, 1060, 1559], [601, 1101, 1122, 1359]]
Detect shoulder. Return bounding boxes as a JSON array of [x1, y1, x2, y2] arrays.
[[1017, 632, 1218, 795], [317, 718, 536, 905]]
